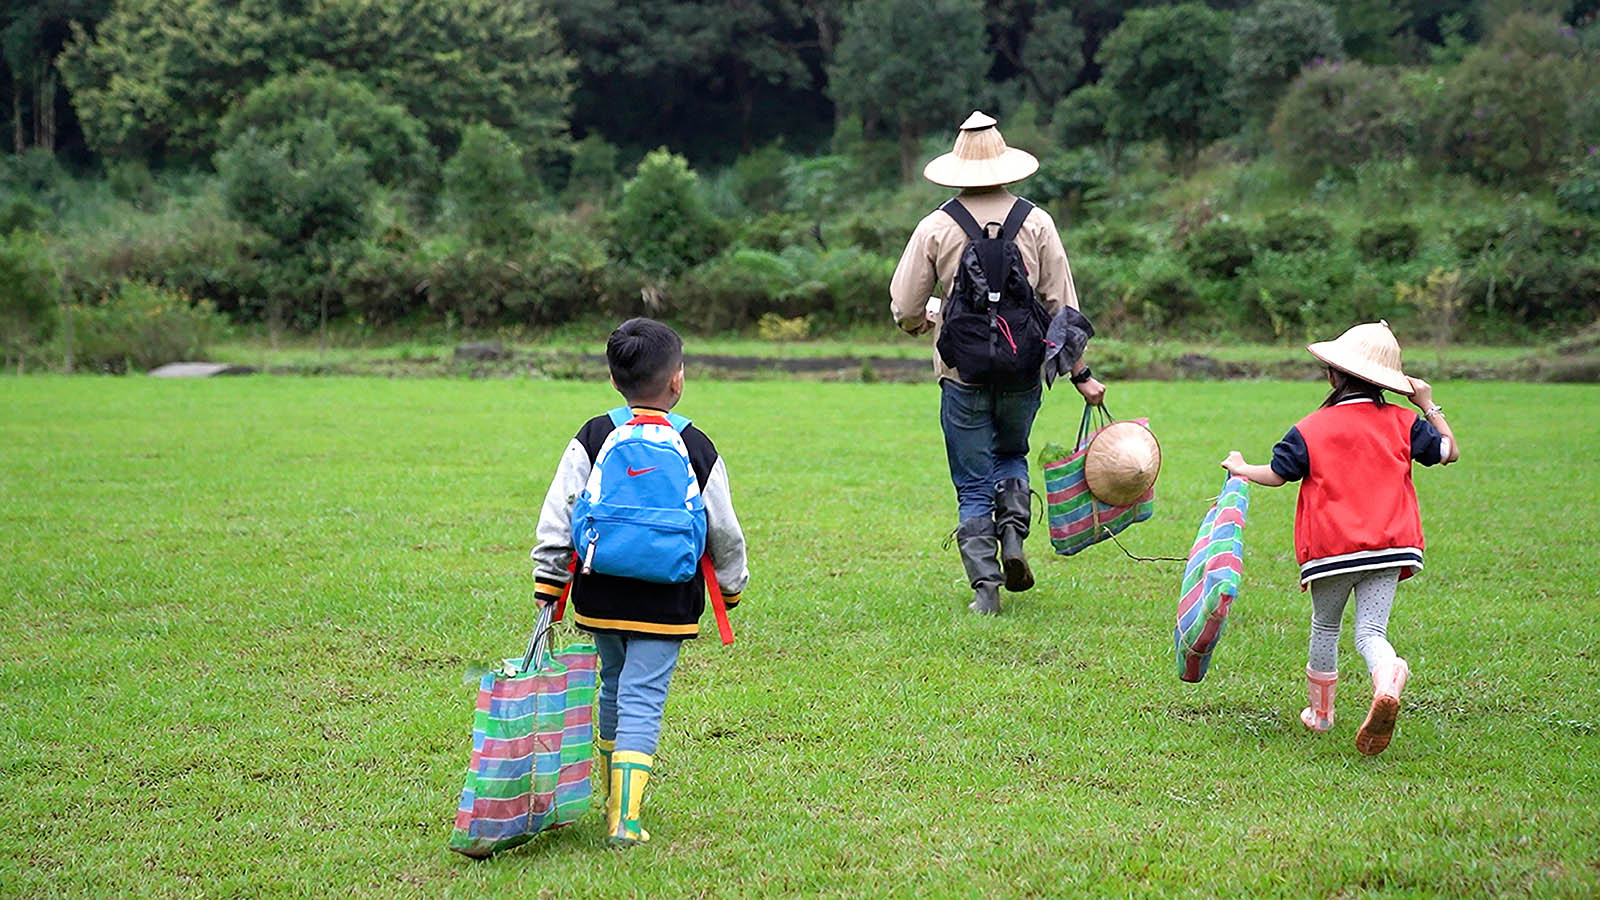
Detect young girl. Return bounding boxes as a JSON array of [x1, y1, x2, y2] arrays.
[[1222, 322, 1459, 755]]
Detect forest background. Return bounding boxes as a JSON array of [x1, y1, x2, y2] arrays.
[[1, 0, 1598, 373]]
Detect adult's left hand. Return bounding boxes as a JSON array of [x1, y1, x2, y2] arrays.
[[1075, 376, 1107, 406]]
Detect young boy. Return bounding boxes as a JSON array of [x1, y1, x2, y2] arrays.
[[530, 317, 749, 847]]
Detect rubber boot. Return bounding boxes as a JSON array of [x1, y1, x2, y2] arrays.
[[994, 478, 1035, 593], [1356, 658, 1409, 756], [606, 750, 653, 847], [955, 515, 1003, 615], [594, 736, 615, 802], [1299, 667, 1337, 733]]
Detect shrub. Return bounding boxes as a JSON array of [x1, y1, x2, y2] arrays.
[[0, 232, 57, 370], [1029, 149, 1109, 220], [1356, 220, 1420, 262], [1270, 61, 1413, 180], [220, 69, 436, 188], [0, 193, 49, 234], [563, 134, 622, 205], [106, 160, 159, 209], [1237, 248, 1360, 338], [442, 123, 536, 248], [1, 148, 67, 196], [614, 148, 725, 278], [1227, 0, 1344, 117], [788, 246, 898, 328], [1130, 254, 1204, 327], [1461, 252, 1600, 331], [1424, 15, 1586, 184], [69, 281, 226, 373], [836, 214, 905, 256], [1263, 209, 1335, 253], [1077, 222, 1151, 258], [1556, 149, 1600, 218], [730, 143, 791, 213], [673, 248, 800, 332], [1183, 220, 1255, 278], [737, 213, 813, 253]]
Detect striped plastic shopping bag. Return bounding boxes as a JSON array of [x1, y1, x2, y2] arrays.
[[449, 603, 596, 858], [1174, 476, 1249, 683], [1044, 405, 1155, 556]]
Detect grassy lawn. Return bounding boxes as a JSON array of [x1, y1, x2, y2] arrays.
[[2, 376, 1597, 897]]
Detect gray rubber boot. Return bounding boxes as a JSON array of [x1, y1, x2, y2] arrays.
[[994, 478, 1035, 593], [956, 515, 1003, 615]]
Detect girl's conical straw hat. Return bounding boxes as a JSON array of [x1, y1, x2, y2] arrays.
[[1306, 321, 1413, 394], [923, 111, 1040, 188], [1084, 421, 1162, 508]]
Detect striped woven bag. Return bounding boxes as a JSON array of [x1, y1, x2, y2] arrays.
[[1174, 476, 1250, 682], [1045, 404, 1156, 556], [449, 603, 596, 858]]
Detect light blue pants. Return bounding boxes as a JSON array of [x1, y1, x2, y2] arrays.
[[594, 633, 682, 755]]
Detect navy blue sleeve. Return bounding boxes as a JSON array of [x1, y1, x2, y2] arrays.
[[1270, 426, 1309, 482], [1410, 414, 1445, 466]]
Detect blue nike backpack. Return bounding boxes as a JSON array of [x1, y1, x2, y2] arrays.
[[571, 407, 707, 584]]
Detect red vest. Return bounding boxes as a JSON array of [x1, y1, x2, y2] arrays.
[[1293, 402, 1425, 578]]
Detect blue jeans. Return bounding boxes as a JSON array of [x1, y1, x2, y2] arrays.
[[594, 633, 682, 755], [940, 379, 1042, 522]]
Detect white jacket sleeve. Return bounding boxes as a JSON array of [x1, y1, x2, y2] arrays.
[[529, 439, 591, 605], [701, 456, 750, 602]]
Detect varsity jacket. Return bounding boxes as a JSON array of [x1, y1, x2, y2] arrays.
[[1270, 398, 1448, 586], [530, 406, 749, 638]]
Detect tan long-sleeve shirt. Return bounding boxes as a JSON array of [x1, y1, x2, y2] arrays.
[[889, 187, 1078, 383]]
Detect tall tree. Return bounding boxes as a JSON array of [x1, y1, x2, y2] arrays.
[[1, 0, 110, 155], [1096, 3, 1239, 171], [1228, 0, 1345, 121], [828, 0, 987, 180]]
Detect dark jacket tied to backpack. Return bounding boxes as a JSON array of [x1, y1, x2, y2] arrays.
[[934, 198, 1050, 387]]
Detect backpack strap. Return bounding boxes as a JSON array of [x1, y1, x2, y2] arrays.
[[1001, 198, 1035, 242], [607, 406, 631, 428], [665, 412, 691, 432], [939, 198, 985, 241]]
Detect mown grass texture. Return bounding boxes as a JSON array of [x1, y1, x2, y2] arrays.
[[2, 376, 1597, 898]]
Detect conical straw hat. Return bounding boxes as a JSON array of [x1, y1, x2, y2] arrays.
[[1306, 321, 1412, 394], [1084, 421, 1162, 508], [922, 111, 1040, 188]]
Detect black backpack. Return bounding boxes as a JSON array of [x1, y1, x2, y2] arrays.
[[935, 198, 1049, 386]]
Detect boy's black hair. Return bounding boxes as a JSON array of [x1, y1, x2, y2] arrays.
[[1321, 367, 1387, 408], [607, 318, 684, 401]]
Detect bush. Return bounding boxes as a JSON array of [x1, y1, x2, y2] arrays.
[[1078, 222, 1151, 258], [106, 160, 159, 209], [1356, 220, 1420, 262], [1556, 149, 1600, 218], [1270, 61, 1413, 180], [730, 143, 791, 213], [736, 213, 813, 253], [1227, 0, 1344, 117], [442, 123, 536, 248], [1130, 254, 1204, 327], [1029, 149, 1109, 220], [673, 249, 800, 333], [0, 193, 49, 234], [1263, 209, 1335, 253], [787, 246, 898, 328], [1238, 248, 1361, 338], [1, 148, 67, 197], [1183, 220, 1255, 278], [614, 148, 725, 278], [1424, 15, 1586, 184], [563, 134, 622, 205], [1462, 252, 1600, 331], [0, 232, 57, 369], [69, 281, 226, 373], [220, 69, 436, 188]]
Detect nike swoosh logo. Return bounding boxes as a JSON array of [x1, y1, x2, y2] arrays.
[[626, 467, 657, 477]]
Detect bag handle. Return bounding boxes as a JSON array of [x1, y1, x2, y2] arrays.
[[700, 556, 734, 646], [1074, 402, 1114, 450], [520, 601, 556, 674]]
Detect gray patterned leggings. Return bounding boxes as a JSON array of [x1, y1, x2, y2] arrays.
[[1307, 567, 1401, 674]]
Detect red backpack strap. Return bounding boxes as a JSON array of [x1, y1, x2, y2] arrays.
[[554, 553, 577, 623], [700, 556, 734, 645]]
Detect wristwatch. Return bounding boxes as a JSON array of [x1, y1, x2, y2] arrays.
[[1070, 366, 1094, 385]]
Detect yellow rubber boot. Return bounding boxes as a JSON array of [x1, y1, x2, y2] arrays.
[[606, 751, 653, 848], [594, 737, 615, 803]]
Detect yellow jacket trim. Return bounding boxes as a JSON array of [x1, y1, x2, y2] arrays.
[[573, 612, 701, 636]]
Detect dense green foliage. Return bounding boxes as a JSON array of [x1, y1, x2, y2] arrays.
[[3, 378, 1599, 895], [2, 2, 1598, 370]]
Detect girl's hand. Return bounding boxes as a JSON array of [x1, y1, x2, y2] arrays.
[[1221, 451, 1248, 476], [1407, 376, 1433, 407]]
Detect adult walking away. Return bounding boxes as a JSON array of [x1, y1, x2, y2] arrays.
[[890, 111, 1106, 615]]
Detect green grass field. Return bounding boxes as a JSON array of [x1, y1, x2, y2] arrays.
[[3, 376, 1597, 897]]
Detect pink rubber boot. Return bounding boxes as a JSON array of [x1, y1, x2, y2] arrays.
[[1356, 658, 1410, 756], [1299, 667, 1337, 733]]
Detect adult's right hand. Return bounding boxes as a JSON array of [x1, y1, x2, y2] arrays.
[[1075, 376, 1107, 406]]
